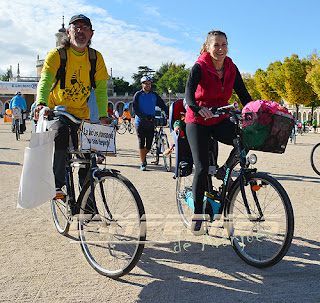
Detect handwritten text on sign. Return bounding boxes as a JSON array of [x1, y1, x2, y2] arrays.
[[80, 122, 116, 154]]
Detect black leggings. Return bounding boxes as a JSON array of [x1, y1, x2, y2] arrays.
[[186, 119, 237, 214], [50, 116, 89, 189], [135, 124, 155, 150]]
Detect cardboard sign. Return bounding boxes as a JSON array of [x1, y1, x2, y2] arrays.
[[79, 121, 116, 155]]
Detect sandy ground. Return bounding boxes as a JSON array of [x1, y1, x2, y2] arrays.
[[0, 119, 320, 303]]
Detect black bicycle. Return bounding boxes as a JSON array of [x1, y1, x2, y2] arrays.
[[50, 107, 146, 278], [176, 103, 294, 268], [150, 125, 172, 172]]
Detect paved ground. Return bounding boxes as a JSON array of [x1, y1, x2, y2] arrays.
[[1, 120, 320, 303]]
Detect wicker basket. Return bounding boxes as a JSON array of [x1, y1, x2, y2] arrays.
[[242, 112, 294, 153]]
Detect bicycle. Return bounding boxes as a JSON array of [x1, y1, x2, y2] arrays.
[[289, 125, 296, 144], [7, 107, 23, 140], [116, 118, 135, 135], [310, 142, 320, 175], [49, 107, 146, 278], [150, 125, 172, 172], [175, 103, 294, 268]]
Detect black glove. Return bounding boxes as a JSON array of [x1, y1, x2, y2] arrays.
[[146, 115, 154, 121]]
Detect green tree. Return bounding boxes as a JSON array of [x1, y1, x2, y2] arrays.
[[131, 66, 155, 92], [153, 62, 174, 89], [113, 77, 134, 94], [156, 64, 190, 95], [0, 68, 11, 81]]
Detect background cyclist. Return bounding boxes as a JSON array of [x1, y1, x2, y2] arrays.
[[133, 76, 169, 171], [185, 30, 252, 234], [9, 91, 27, 134], [34, 14, 110, 197]]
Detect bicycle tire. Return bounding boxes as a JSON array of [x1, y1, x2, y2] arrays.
[[15, 120, 20, 141], [150, 139, 159, 165], [161, 134, 172, 172], [128, 122, 135, 134], [51, 196, 71, 235], [226, 172, 294, 268], [78, 171, 146, 278], [176, 166, 194, 228], [310, 143, 320, 176], [116, 123, 127, 135]]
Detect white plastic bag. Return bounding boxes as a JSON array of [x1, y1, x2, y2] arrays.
[[17, 109, 56, 209]]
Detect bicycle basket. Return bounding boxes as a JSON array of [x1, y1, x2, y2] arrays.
[[154, 117, 167, 127], [242, 112, 294, 153], [79, 121, 116, 156]]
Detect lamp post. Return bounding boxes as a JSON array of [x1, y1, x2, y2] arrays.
[[168, 87, 172, 106]]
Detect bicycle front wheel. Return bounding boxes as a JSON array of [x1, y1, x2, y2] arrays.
[[150, 140, 159, 165], [176, 165, 194, 228], [226, 172, 294, 268], [116, 123, 126, 134], [161, 134, 172, 172], [78, 171, 146, 278], [311, 143, 320, 176]]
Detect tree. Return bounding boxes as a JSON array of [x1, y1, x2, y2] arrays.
[[155, 64, 190, 95], [152, 62, 174, 89], [113, 77, 134, 94], [131, 66, 155, 92], [282, 54, 317, 117], [0, 68, 11, 81], [231, 72, 261, 105], [254, 69, 281, 102], [306, 53, 320, 98]]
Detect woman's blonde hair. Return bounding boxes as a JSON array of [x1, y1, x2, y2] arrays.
[[199, 30, 228, 55]]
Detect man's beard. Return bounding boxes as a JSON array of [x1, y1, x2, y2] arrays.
[[74, 33, 88, 48]]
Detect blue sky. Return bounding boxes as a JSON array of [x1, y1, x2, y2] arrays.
[[0, 0, 319, 83]]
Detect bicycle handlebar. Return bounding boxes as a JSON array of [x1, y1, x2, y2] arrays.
[[52, 106, 82, 124]]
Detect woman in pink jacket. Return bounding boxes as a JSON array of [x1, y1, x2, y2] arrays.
[[185, 30, 252, 234]]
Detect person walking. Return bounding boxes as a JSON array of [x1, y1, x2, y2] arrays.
[[185, 30, 252, 234], [313, 118, 317, 133], [34, 14, 110, 197], [133, 76, 169, 171], [9, 91, 27, 133]]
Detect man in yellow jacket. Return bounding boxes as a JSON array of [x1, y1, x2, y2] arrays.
[[34, 14, 110, 196]]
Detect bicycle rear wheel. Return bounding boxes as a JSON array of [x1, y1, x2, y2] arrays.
[[226, 172, 294, 268], [15, 120, 20, 140], [161, 134, 172, 172], [128, 122, 135, 134], [51, 195, 71, 235], [310, 143, 320, 176], [78, 171, 146, 278], [176, 164, 194, 228]]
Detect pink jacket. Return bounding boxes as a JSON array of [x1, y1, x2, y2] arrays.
[[185, 52, 236, 125]]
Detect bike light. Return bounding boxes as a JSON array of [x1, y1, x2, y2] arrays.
[[248, 154, 257, 165]]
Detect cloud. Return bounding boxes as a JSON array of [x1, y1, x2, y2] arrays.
[[0, 0, 195, 82]]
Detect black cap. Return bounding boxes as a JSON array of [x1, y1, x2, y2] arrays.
[[69, 14, 92, 28]]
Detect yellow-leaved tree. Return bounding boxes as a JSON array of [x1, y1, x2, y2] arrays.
[[306, 52, 320, 119], [282, 54, 317, 118], [254, 68, 281, 102]]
